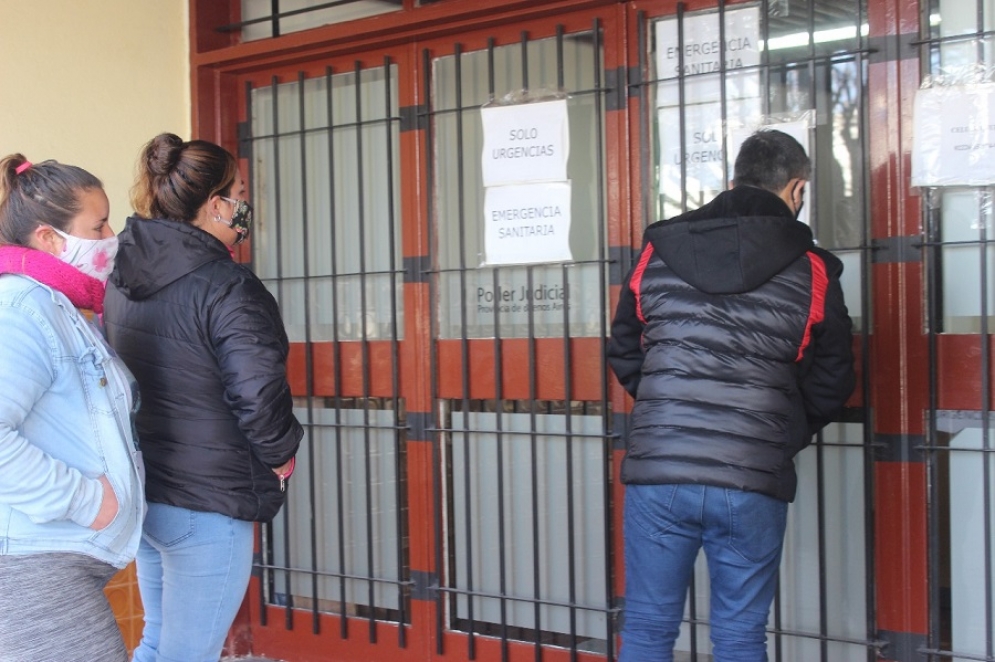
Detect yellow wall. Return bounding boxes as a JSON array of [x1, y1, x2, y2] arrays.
[[0, 0, 190, 232]]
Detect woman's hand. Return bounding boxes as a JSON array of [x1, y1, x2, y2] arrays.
[[272, 458, 295, 477], [89, 475, 119, 530], [272, 457, 296, 492]]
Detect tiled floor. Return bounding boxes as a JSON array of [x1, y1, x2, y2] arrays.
[[104, 562, 144, 652]]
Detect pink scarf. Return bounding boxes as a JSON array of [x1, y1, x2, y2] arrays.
[[0, 245, 105, 313]]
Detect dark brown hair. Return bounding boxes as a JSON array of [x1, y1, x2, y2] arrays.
[[0, 154, 103, 247], [131, 133, 238, 223]]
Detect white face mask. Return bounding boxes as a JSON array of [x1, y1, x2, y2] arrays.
[[51, 227, 119, 283]]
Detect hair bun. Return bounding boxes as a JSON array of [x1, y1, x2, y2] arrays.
[[146, 133, 185, 177]]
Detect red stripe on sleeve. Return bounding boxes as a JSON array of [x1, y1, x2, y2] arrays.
[[796, 251, 828, 362], [630, 244, 655, 325]]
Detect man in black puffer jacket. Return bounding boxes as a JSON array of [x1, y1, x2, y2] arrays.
[[607, 130, 854, 662]]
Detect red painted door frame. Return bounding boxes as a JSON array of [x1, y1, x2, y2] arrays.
[[191, 2, 632, 661], [188, 1, 939, 661]]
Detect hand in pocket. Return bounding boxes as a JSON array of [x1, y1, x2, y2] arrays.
[[89, 475, 119, 531]]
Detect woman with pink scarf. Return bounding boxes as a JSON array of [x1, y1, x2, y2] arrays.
[[0, 154, 145, 662]]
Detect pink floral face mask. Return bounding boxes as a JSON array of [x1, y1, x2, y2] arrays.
[[51, 227, 119, 283]]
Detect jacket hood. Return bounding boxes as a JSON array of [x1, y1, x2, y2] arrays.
[[110, 216, 231, 300], [645, 186, 814, 294]]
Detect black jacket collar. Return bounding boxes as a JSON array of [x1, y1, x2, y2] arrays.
[[110, 216, 231, 301], [644, 186, 814, 294]]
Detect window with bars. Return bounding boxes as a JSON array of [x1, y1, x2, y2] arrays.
[[927, 0, 995, 334], [923, 1, 995, 661], [250, 65, 403, 343], [426, 24, 618, 656], [444, 400, 611, 653], [237, 0, 404, 41], [216, 2, 885, 660], [267, 400, 408, 623], [646, 1, 868, 331], [246, 61, 408, 630], [641, 2, 873, 659], [431, 30, 609, 340]]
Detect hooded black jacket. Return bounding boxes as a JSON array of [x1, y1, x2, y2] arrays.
[[607, 186, 854, 502], [104, 217, 303, 522]]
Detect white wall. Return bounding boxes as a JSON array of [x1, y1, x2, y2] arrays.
[[0, 0, 190, 231]]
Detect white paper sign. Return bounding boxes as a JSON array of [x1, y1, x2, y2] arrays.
[[912, 84, 995, 187], [481, 100, 570, 187], [657, 97, 762, 216], [658, 103, 728, 194], [655, 6, 761, 106], [654, 6, 762, 216], [484, 183, 573, 265]]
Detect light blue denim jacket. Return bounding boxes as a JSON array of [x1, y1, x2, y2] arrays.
[[0, 274, 145, 568]]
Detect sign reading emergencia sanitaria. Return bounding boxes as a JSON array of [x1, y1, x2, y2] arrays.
[[480, 99, 573, 266]]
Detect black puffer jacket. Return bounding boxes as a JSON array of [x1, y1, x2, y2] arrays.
[[104, 217, 303, 522], [607, 186, 854, 502]]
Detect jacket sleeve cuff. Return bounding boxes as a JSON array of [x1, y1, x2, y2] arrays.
[[263, 419, 304, 468]]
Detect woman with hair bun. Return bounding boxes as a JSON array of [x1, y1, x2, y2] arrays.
[[103, 133, 302, 662], [0, 154, 145, 662]]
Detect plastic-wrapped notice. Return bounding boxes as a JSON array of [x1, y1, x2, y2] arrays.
[[912, 66, 995, 187]]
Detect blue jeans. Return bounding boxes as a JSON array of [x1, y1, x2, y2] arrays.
[[621, 484, 788, 662], [132, 503, 255, 662]]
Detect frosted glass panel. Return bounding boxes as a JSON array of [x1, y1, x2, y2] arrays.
[[649, 21, 867, 255], [838, 250, 864, 332], [947, 426, 995, 662], [932, 0, 995, 73], [250, 67, 403, 342], [438, 264, 604, 339], [241, 0, 402, 41], [270, 406, 402, 614], [450, 410, 609, 646], [940, 190, 995, 333], [777, 423, 868, 660], [933, 0, 995, 334], [433, 34, 607, 339]]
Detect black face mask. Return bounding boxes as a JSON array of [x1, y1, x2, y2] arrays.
[[220, 197, 253, 244], [793, 183, 806, 221]]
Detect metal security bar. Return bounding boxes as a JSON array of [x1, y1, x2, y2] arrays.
[[195, 2, 898, 661], [244, 59, 408, 642], [633, 1, 877, 660], [921, 0, 995, 660], [224, 0, 404, 40], [424, 22, 617, 662]]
